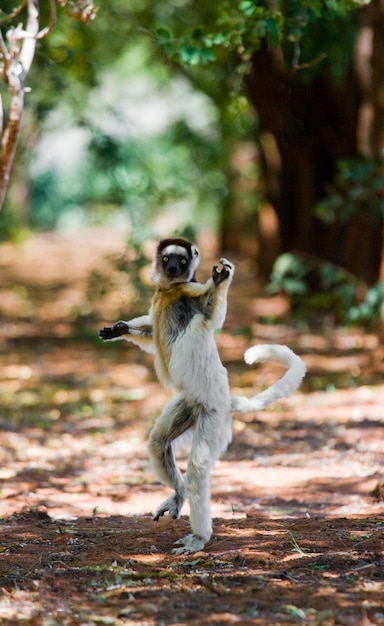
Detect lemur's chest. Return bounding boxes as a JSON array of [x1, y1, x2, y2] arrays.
[[152, 288, 202, 343]]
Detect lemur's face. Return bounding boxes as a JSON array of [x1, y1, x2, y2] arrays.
[[152, 238, 200, 285], [161, 245, 192, 282]]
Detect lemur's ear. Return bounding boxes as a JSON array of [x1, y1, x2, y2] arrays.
[[191, 244, 199, 258]]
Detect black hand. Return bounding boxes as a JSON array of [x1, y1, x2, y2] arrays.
[[212, 264, 230, 286], [99, 321, 128, 340], [99, 327, 115, 340]]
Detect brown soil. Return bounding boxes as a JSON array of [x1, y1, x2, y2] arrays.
[[0, 229, 383, 625]]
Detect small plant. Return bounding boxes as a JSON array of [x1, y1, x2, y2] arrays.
[[267, 156, 384, 328], [268, 252, 359, 324], [315, 157, 384, 225], [288, 530, 307, 557], [268, 251, 384, 328], [347, 281, 384, 326]]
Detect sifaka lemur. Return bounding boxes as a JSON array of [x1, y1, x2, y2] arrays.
[[99, 237, 306, 554]]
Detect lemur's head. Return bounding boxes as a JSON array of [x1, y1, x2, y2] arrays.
[[151, 237, 200, 285]]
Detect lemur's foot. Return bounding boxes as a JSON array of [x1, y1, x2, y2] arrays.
[[99, 321, 129, 340], [172, 534, 207, 555], [153, 492, 185, 521], [212, 258, 234, 286]]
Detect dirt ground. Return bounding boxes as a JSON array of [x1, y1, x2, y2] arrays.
[[0, 229, 383, 625]]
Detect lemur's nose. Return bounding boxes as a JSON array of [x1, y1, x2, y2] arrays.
[[167, 263, 179, 276]]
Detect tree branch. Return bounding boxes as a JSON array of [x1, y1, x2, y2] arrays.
[[0, 0, 96, 211], [0, 1, 28, 25], [0, 0, 39, 210]]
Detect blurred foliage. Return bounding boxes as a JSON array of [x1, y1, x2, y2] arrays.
[[311, 157, 384, 325], [0, 0, 368, 240], [316, 157, 384, 225], [29, 118, 226, 231], [268, 251, 384, 328], [0, 0, 239, 239], [348, 281, 384, 326], [154, 0, 363, 82], [268, 252, 359, 324]]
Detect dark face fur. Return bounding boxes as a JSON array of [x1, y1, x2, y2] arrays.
[[152, 238, 200, 285]]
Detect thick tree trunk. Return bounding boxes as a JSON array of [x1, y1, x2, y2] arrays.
[[370, 0, 384, 154], [370, 0, 384, 281], [242, 41, 382, 284]]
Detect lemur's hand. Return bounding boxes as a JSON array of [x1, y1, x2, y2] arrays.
[[212, 258, 234, 286], [99, 321, 129, 340]]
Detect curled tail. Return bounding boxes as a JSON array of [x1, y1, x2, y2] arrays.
[[231, 344, 306, 413]]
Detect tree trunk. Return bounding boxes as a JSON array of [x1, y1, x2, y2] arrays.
[[370, 0, 384, 281], [242, 39, 382, 284], [370, 0, 384, 155], [0, 0, 40, 211]]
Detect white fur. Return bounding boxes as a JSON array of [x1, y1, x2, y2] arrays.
[[162, 244, 189, 257], [169, 315, 230, 409], [231, 344, 306, 412]]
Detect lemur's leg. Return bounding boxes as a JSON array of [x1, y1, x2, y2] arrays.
[[173, 404, 233, 555], [99, 315, 154, 353], [149, 395, 196, 521]]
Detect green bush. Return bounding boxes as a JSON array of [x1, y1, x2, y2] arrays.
[[315, 157, 384, 225], [268, 252, 360, 324]]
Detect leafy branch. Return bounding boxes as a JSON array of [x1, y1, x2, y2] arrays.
[[153, 0, 367, 71]]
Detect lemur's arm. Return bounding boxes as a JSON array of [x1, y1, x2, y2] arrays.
[[203, 258, 234, 329], [99, 315, 155, 354], [175, 258, 234, 330]]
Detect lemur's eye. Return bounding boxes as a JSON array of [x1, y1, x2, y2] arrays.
[[181, 259, 187, 265], [162, 256, 168, 263]]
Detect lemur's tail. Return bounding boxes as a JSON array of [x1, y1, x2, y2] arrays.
[[231, 344, 306, 413]]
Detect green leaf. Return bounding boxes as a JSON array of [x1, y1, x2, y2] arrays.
[[156, 28, 171, 43], [281, 278, 308, 295], [239, 1, 255, 17], [180, 45, 201, 65], [212, 32, 227, 45], [200, 47, 216, 64]]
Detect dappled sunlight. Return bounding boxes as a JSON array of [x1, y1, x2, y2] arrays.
[[0, 230, 383, 625], [0, 511, 382, 624]]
